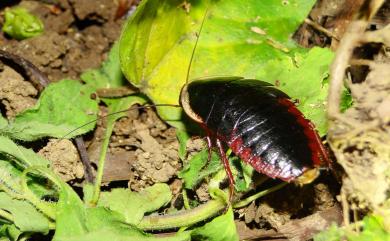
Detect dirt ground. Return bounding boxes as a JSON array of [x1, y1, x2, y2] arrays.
[[0, 0, 389, 240]]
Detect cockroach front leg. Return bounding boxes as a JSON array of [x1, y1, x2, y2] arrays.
[[216, 138, 235, 202]]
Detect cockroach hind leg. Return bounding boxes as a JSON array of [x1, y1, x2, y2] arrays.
[[216, 138, 235, 203]]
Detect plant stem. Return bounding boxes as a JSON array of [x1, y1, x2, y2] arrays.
[[182, 189, 190, 210], [233, 182, 287, 208], [139, 183, 288, 230], [90, 98, 146, 205], [91, 124, 114, 205], [138, 199, 225, 230]]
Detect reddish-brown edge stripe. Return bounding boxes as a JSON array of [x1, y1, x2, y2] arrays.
[[277, 98, 330, 167]]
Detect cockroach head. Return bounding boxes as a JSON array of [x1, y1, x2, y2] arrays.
[[180, 77, 245, 124], [180, 83, 204, 124]]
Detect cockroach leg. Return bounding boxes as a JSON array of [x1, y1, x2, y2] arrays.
[[205, 135, 213, 163], [216, 138, 235, 202]]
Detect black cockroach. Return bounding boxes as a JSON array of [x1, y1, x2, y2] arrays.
[[180, 76, 330, 196]]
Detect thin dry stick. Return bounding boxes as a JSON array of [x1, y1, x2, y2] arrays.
[[304, 18, 340, 40], [341, 189, 350, 226], [74, 137, 94, 183]]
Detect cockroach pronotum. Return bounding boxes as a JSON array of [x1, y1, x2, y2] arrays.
[[180, 76, 330, 197]]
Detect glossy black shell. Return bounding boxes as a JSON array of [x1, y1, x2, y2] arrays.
[[183, 77, 322, 181]]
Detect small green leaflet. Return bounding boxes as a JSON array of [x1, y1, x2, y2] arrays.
[[179, 149, 222, 189], [191, 207, 238, 241], [98, 184, 172, 225], [2, 7, 44, 40]]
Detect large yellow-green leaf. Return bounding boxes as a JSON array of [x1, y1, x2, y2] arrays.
[[120, 0, 333, 134]]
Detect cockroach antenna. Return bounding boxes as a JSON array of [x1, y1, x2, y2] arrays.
[[185, 3, 211, 84], [61, 103, 181, 139]]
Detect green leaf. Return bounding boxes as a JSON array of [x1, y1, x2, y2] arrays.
[[120, 0, 332, 134], [179, 148, 252, 191], [0, 160, 24, 196], [81, 42, 127, 89], [231, 156, 253, 192], [0, 223, 21, 241], [0, 136, 50, 168], [0, 192, 50, 234], [56, 205, 191, 241], [178, 149, 222, 189], [176, 130, 190, 161], [340, 89, 353, 113], [55, 187, 189, 241], [53, 172, 88, 239], [347, 215, 390, 241], [314, 223, 344, 241], [315, 215, 390, 241], [2, 80, 98, 141], [98, 183, 172, 225], [191, 207, 238, 241], [0, 137, 57, 204], [2, 7, 44, 40], [53, 166, 181, 241]]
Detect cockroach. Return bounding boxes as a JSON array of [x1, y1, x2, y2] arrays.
[[180, 76, 330, 197]]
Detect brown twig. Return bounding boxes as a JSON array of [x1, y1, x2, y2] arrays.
[[304, 18, 340, 41], [0, 49, 49, 91], [74, 137, 94, 183]]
